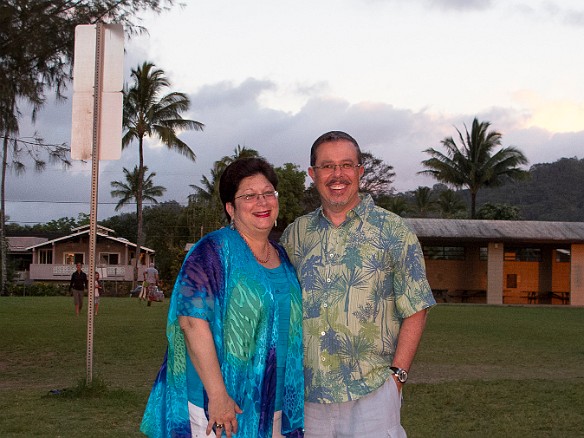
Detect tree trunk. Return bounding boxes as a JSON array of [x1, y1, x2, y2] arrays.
[[0, 134, 8, 295], [134, 136, 145, 286], [471, 191, 477, 219]]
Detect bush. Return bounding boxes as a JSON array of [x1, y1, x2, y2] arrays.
[[7, 282, 68, 297]]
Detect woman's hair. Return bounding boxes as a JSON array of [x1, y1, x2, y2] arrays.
[[219, 157, 278, 221], [310, 130, 362, 166]]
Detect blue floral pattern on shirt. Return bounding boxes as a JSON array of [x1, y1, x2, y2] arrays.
[[282, 194, 435, 404]]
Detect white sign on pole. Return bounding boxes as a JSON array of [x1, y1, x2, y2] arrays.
[[71, 24, 124, 160]]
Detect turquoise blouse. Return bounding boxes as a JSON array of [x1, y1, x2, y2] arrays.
[[140, 227, 304, 437]]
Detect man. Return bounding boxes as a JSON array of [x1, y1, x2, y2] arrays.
[[140, 263, 159, 301], [69, 262, 88, 316], [281, 131, 436, 437]]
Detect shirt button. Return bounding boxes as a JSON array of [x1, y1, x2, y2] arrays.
[[321, 357, 326, 362], [329, 253, 334, 258], [321, 331, 326, 336], [326, 278, 331, 283], [323, 303, 328, 308]]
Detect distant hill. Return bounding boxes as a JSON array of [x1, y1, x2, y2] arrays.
[[475, 157, 584, 222]]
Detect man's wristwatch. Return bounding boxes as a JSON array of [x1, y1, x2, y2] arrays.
[[390, 366, 408, 384]]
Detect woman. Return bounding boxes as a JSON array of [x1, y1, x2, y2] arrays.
[[94, 271, 102, 316], [141, 157, 304, 438]]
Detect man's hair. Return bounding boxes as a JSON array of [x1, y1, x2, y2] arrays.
[[310, 131, 362, 166]]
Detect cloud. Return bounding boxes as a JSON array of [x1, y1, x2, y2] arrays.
[[511, 90, 584, 133], [6, 76, 584, 225], [425, 0, 494, 11]]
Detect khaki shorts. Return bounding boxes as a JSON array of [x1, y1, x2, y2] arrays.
[[72, 289, 84, 307], [304, 378, 406, 438]]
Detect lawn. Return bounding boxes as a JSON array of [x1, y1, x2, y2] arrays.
[[0, 298, 583, 437]]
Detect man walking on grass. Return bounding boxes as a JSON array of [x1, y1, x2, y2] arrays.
[[69, 263, 88, 317]]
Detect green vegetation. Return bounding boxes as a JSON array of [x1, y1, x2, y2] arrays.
[[404, 305, 584, 437], [1, 298, 582, 437], [420, 118, 529, 218], [477, 157, 584, 221]]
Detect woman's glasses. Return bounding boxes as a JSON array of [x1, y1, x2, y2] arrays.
[[234, 190, 279, 202]]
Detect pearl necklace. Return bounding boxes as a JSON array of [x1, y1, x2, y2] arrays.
[[236, 229, 271, 264]]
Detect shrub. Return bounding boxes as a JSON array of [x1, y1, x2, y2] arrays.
[[7, 282, 68, 297]]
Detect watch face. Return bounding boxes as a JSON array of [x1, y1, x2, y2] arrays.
[[396, 370, 408, 383]]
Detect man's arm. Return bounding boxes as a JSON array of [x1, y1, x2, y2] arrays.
[[391, 308, 428, 390]]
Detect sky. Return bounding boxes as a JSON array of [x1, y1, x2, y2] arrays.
[[7, 0, 584, 226]]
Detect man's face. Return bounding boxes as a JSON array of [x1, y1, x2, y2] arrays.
[[76, 263, 82, 271], [308, 139, 364, 215]]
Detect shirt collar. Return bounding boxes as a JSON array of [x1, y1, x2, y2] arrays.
[[312, 193, 374, 227]]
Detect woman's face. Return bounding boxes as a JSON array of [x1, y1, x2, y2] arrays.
[[226, 173, 278, 236]]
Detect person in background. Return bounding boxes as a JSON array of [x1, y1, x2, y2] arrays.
[[140, 263, 159, 301], [94, 271, 103, 316], [69, 262, 88, 317], [141, 157, 304, 438], [281, 131, 436, 437]]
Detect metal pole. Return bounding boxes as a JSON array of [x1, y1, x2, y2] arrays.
[[86, 22, 105, 384]]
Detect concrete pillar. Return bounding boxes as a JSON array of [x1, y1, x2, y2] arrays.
[[487, 242, 504, 304], [570, 244, 584, 306]]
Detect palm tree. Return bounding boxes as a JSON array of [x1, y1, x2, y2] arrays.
[[110, 166, 166, 211], [437, 189, 467, 218], [378, 195, 410, 217], [122, 61, 204, 281], [187, 146, 259, 235], [419, 118, 528, 218], [411, 186, 436, 218]]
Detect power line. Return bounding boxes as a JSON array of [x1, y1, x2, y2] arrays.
[[5, 199, 189, 206]]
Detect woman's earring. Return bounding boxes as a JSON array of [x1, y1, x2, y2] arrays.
[[274, 219, 278, 228]]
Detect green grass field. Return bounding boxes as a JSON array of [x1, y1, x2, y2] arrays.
[[0, 297, 583, 437]]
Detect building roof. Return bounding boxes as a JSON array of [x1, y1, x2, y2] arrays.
[[71, 224, 116, 235], [7, 236, 48, 253], [26, 228, 155, 253], [405, 219, 584, 244]]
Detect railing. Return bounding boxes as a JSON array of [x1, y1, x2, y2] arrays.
[[30, 264, 135, 282]]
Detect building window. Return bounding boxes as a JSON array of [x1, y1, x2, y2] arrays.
[[504, 247, 542, 262], [555, 249, 571, 263], [423, 246, 465, 260], [39, 249, 53, 264], [479, 247, 488, 261], [506, 274, 518, 288], [64, 253, 84, 265], [99, 252, 120, 265]]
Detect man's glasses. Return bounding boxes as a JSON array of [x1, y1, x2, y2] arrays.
[[312, 163, 362, 174], [234, 190, 279, 202]]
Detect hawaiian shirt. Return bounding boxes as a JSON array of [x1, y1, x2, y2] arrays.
[[281, 194, 435, 404]]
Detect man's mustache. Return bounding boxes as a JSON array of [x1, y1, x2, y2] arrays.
[[326, 178, 352, 187]]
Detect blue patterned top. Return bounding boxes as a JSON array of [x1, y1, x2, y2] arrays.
[[140, 227, 304, 437], [281, 194, 435, 404]]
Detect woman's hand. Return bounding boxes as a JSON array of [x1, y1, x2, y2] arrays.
[[206, 392, 243, 437], [179, 316, 243, 437]]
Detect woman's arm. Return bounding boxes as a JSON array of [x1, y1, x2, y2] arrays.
[[179, 316, 242, 437]]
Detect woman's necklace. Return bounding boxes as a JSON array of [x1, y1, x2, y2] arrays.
[[236, 229, 271, 264]]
